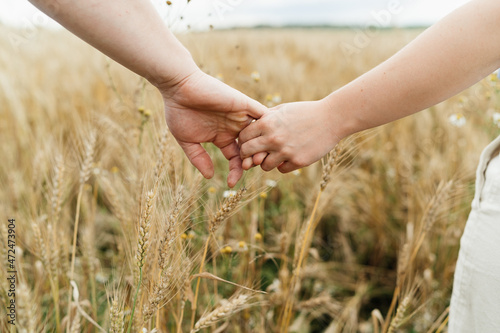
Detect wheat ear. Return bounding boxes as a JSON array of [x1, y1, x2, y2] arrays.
[[191, 294, 250, 333], [190, 188, 246, 329], [127, 189, 157, 333], [67, 131, 96, 332]]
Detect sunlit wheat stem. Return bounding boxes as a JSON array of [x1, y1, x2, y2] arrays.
[[190, 188, 246, 329], [280, 190, 322, 333], [128, 189, 156, 333], [67, 131, 96, 332]]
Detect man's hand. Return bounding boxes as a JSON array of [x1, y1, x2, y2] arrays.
[[28, 0, 268, 187], [160, 69, 267, 187]]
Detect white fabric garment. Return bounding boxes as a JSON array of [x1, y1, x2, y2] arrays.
[[449, 134, 500, 332]]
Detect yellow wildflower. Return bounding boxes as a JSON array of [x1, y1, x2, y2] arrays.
[[215, 73, 224, 81], [221, 246, 232, 254]]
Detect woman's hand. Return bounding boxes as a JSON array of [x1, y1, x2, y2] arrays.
[[238, 99, 341, 173], [160, 69, 267, 187]]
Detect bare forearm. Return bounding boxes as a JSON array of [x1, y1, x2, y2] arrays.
[[327, 0, 500, 139], [29, 0, 198, 86]]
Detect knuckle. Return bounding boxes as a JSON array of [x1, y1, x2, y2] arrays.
[[281, 146, 292, 158], [291, 156, 306, 168], [261, 163, 273, 172], [277, 165, 288, 173], [268, 134, 284, 146], [261, 119, 273, 132], [239, 144, 249, 158]]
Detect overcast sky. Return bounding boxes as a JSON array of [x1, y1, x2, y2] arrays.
[[1, 0, 471, 31]]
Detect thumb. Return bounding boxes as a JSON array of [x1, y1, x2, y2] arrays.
[[178, 141, 214, 179]]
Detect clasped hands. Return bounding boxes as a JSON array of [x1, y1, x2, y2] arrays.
[[160, 68, 341, 188]]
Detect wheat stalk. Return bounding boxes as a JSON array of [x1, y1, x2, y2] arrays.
[[209, 187, 247, 234], [158, 189, 183, 269], [110, 299, 125, 333], [18, 281, 38, 332], [67, 131, 97, 332], [281, 145, 343, 332], [191, 294, 250, 333], [70, 310, 82, 333], [33, 218, 61, 328], [191, 187, 247, 329], [127, 188, 157, 333], [387, 295, 410, 333], [177, 258, 192, 333], [50, 153, 65, 225], [143, 266, 174, 321]]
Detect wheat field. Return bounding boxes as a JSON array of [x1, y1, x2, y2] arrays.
[[1, 25, 499, 332]]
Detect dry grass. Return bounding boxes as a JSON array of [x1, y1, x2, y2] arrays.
[[0, 24, 499, 332]]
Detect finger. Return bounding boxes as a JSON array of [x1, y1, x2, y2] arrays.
[[260, 153, 286, 172], [227, 155, 243, 188], [239, 121, 263, 144], [219, 140, 243, 188], [277, 161, 300, 174], [242, 157, 254, 171], [252, 152, 267, 166], [178, 142, 214, 179], [243, 96, 268, 119], [240, 136, 269, 159]]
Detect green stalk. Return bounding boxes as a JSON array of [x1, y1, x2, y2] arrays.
[[127, 267, 143, 333]]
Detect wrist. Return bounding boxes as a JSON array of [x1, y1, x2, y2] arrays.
[[147, 45, 200, 92], [320, 91, 366, 143]]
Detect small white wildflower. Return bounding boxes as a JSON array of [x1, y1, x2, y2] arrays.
[[266, 279, 281, 293], [423, 268, 433, 283], [272, 93, 282, 104], [493, 112, 500, 128], [250, 71, 261, 82], [448, 113, 466, 127], [95, 272, 108, 284], [35, 260, 43, 274], [265, 179, 277, 188], [223, 190, 237, 198], [142, 328, 157, 333], [292, 169, 302, 176]]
